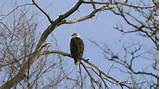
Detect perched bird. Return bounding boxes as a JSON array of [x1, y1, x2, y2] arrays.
[[70, 33, 84, 64]]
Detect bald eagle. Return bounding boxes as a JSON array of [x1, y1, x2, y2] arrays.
[[70, 33, 84, 64]]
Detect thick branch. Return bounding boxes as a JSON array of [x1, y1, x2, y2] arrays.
[[0, 51, 39, 89], [35, 0, 83, 51], [42, 50, 72, 57], [60, 6, 110, 24]]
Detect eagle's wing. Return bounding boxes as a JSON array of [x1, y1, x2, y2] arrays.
[[70, 37, 84, 64]]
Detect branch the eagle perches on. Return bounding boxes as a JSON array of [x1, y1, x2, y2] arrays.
[[0, 0, 130, 89]]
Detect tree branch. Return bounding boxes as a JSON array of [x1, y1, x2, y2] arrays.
[[42, 50, 131, 88], [32, 0, 52, 23], [0, 1, 83, 89], [60, 6, 112, 25]]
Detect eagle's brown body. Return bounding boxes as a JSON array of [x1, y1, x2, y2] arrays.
[[70, 34, 84, 64]]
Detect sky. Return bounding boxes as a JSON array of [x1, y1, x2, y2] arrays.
[[0, 0, 157, 89]]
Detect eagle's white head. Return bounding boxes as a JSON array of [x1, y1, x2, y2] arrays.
[[71, 32, 80, 38]]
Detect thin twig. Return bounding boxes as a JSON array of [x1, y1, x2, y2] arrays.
[[32, 0, 52, 23]]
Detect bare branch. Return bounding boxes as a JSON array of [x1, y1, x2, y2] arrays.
[[60, 6, 114, 25], [0, 1, 83, 88], [0, 3, 33, 20], [32, 0, 52, 23]]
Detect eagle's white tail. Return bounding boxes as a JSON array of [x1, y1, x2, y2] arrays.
[[75, 60, 81, 65]]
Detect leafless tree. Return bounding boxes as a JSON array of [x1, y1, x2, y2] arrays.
[[0, 0, 158, 89]]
